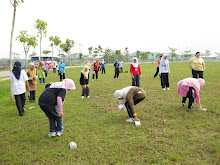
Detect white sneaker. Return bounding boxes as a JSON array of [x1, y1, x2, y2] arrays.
[[162, 88, 166, 90], [81, 96, 84, 99], [57, 131, 63, 136], [126, 118, 135, 122], [48, 132, 56, 137], [87, 96, 91, 98], [166, 88, 170, 90], [92, 79, 94, 81], [198, 108, 207, 111], [181, 103, 185, 107]]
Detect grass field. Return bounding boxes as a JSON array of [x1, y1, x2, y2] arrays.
[[0, 62, 219, 165]]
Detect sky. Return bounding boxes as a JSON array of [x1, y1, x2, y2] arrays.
[[1, 0, 220, 59]]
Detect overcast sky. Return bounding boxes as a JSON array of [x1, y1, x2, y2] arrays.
[[1, 0, 220, 59]]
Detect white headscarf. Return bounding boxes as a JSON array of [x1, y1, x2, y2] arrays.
[[161, 54, 168, 69], [101, 59, 105, 64], [131, 57, 138, 68], [49, 78, 76, 90], [114, 86, 134, 104]]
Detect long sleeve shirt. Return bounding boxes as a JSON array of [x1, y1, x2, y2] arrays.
[[126, 87, 146, 116], [59, 63, 65, 73], [130, 64, 141, 75], [177, 78, 202, 103], [159, 61, 170, 74], [156, 60, 160, 67]]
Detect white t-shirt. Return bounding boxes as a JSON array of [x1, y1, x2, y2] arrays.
[[119, 61, 123, 67], [10, 70, 29, 95]]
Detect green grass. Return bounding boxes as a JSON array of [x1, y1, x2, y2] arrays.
[[0, 62, 219, 164]]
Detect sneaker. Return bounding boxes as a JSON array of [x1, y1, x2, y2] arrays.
[[57, 131, 63, 136], [48, 132, 56, 137], [126, 118, 135, 122], [181, 103, 185, 107], [197, 108, 207, 111], [86, 96, 91, 98], [166, 88, 170, 90], [92, 79, 94, 81], [81, 96, 84, 99], [162, 88, 166, 90]]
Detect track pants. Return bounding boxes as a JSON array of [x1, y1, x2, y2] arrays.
[[14, 93, 26, 116], [182, 87, 195, 109]]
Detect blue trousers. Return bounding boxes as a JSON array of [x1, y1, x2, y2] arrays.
[[132, 74, 140, 87], [40, 105, 64, 132]]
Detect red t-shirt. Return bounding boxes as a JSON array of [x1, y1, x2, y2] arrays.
[[93, 62, 101, 71], [130, 64, 141, 75]]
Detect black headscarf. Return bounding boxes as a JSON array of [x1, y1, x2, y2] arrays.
[[12, 61, 22, 80]]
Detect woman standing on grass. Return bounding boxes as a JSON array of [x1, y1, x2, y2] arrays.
[[38, 79, 76, 137], [114, 86, 146, 122], [177, 78, 206, 111], [101, 59, 106, 74], [27, 62, 38, 103], [92, 59, 101, 80], [159, 54, 170, 90], [154, 55, 162, 78], [114, 63, 120, 78], [188, 52, 205, 79], [37, 61, 46, 84], [59, 60, 65, 81], [10, 61, 30, 116], [130, 57, 142, 87], [44, 62, 49, 78], [80, 66, 90, 98]]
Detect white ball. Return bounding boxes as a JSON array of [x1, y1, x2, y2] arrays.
[[69, 142, 77, 150]]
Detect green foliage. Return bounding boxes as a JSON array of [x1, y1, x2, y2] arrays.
[[202, 50, 211, 57], [61, 38, 74, 54], [49, 36, 61, 47], [140, 51, 150, 61], [168, 47, 178, 59], [88, 47, 93, 56], [34, 19, 47, 38], [16, 30, 38, 55], [136, 50, 141, 58], [42, 50, 52, 54], [0, 62, 219, 164]]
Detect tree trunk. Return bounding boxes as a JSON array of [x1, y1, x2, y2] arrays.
[[39, 35, 42, 61], [25, 53, 27, 72], [9, 0, 17, 101]]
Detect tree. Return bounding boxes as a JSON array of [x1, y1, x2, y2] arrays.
[[61, 39, 74, 69], [12, 52, 21, 60], [88, 47, 93, 58], [215, 52, 220, 59], [182, 50, 192, 60], [98, 45, 103, 57], [140, 52, 150, 61], [104, 48, 112, 63], [29, 51, 37, 57], [136, 50, 141, 59], [168, 47, 178, 59], [124, 47, 129, 62], [9, 0, 24, 101], [16, 30, 38, 72], [34, 19, 47, 60], [49, 36, 61, 63], [202, 50, 211, 58]]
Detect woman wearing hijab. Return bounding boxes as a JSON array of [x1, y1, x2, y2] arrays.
[[92, 59, 101, 80], [44, 62, 49, 77], [130, 57, 142, 87], [177, 78, 206, 111], [37, 61, 46, 83], [114, 86, 146, 122], [101, 59, 106, 74], [188, 52, 205, 79], [38, 79, 76, 137], [10, 61, 30, 116], [159, 54, 170, 90], [59, 60, 65, 81], [27, 62, 38, 102], [80, 66, 90, 98]]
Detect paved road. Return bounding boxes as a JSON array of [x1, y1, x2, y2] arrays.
[[0, 71, 10, 78]]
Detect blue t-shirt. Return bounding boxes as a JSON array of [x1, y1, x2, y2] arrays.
[[101, 62, 106, 67], [59, 63, 65, 73]]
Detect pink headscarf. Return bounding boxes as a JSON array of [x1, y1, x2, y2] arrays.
[[63, 79, 76, 90], [50, 78, 76, 90], [198, 78, 205, 87]]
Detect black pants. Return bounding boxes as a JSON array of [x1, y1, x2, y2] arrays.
[[82, 87, 90, 97], [161, 73, 169, 88], [154, 67, 159, 78], [125, 97, 145, 118], [192, 69, 203, 79], [114, 72, 119, 78], [120, 67, 123, 73], [14, 93, 26, 115], [102, 67, 106, 74], [182, 87, 194, 109], [53, 68, 56, 73], [60, 73, 65, 81], [92, 71, 98, 79], [29, 90, 36, 102]]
